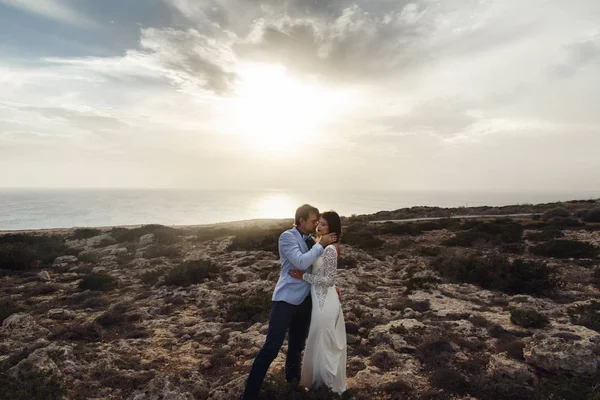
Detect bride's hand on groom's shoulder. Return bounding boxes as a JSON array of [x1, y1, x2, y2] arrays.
[[289, 270, 304, 279], [336, 287, 342, 302]]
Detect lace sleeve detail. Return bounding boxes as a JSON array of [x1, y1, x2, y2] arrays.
[[302, 245, 337, 287]]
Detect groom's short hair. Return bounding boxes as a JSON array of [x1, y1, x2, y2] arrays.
[[295, 204, 319, 226]]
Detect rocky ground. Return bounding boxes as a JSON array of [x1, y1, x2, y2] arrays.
[[2, 202, 600, 399]]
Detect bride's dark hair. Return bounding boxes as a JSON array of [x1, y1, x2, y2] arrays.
[[320, 211, 342, 243]]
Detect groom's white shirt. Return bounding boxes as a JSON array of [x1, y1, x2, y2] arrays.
[[272, 227, 324, 305]]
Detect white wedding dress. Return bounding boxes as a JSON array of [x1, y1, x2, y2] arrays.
[[301, 245, 347, 393]]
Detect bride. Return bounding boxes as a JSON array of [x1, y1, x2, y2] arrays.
[[289, 211, 347, 393]]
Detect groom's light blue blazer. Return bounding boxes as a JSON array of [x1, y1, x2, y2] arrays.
[[272, 227, 324, 305]]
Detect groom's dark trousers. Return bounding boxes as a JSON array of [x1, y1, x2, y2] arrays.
[[241, 295, 312, 399]]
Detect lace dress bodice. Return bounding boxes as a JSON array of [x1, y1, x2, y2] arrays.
[[302, 245, 338, 310]]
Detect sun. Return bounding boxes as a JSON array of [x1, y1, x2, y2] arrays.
[[229, 63, 344, 153]]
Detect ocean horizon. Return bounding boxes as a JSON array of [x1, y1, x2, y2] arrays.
[[1, 188, 599, 231]]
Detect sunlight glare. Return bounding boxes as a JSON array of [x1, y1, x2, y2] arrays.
[[256, 193, 296, 218], [231, 63, 345, 153]]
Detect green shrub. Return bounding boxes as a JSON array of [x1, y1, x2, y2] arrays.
[[542, 207, 571, 221], [417, 336, 454, 367], [78, 273, 118, 291], [163, 260, 219, 287], [143, 245, 180, 259], [0, 371, 65, 400], [0, 234, 73, 271], [342, 228, 384, 249], [419, 246, 443, 257], [227, 228, 282, 254], [51, 322, 103, 342], [430, 368, 468, 394], [370, 351, 399, 371], [510, 308, 550, 329], [226, 290, 272, 325], [497, 339, 525, 360], [526, 228, 564, 242], [0, 300, 22, 323], [444, 220, 524, 248], [568, 301, 600, 332], [405, 276, 441, 292], [530, 240, 598, 259], [338, 256, 357, 269], [535, 374, 600, 400], [431, 251, 560, 295], [110, 224, 181, 245], [260, 371, 352, 399], [140, 269, 165, 286], [583, 208, 600, 223], [71, 228, 102, 240]]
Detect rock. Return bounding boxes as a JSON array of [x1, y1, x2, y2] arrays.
[[1, 313, 50, 340], [86, 234, 115, 248], [46, 309, 76, 320], [488, 354, 536, 385], [524, 334, 597, 375], [139, 234, 155, 246], [110, 247, 129, 256], [38, 270, 52, 281], [128, 375, 194, 400], [53, 255, 78, 268], [9, 343, 72, 378]]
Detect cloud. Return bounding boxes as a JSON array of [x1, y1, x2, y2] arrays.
[[44, 27, 238, 95], [0, 0, 96, 27]]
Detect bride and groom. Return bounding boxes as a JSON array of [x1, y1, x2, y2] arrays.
[[242, 204, 347, 399]]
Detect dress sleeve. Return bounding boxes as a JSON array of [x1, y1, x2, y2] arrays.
[[302, 245, 337, 287]]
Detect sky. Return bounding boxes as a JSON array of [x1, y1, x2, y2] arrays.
[[0, 0, 599, 192]]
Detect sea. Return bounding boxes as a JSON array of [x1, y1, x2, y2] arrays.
[[1, 188, 599, 231]]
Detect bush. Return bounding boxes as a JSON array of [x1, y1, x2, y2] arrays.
[[526, 228, 564, 242], [342, 226, 384, 250], [583, 208, 600, 223], [163, 260, 219, 287], [497, 338, 525, 360], [535, 374, 600, 400], [227, 227, 283, 254], [510, 308, 550, 329], [0, 300, 22, 323], [338, 256, 357, 269], [71, 228, 102, 240], [110, 224, 181, 245], [568, 301, 600, 332], [226, 289, 272, 324], [431, 251, 560, 295], [51, 322, 103, 342], [140, 269, 165, 286], [143, 245, 180, 259], [430, 368, 468, 394], [0, 234, 73, 271], [530, 240, 598, 259], [260, 372, 352, 399], [417, 336, 454, 367], [542, 207, 571, 221], [78, 273, 118, 291], [405, 276, 441, 293], [0, 371, 65, 400], [450, 219, 524, 245], [419, 246, 443, 257], [370, 351, 399, 371]]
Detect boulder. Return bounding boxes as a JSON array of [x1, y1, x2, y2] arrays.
[[524, 333, 597, 375]]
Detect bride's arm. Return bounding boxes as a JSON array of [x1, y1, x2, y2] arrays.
[[302, 246, 337, 287]]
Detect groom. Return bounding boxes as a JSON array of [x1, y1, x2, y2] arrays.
[[241, 204, 338, 399]]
